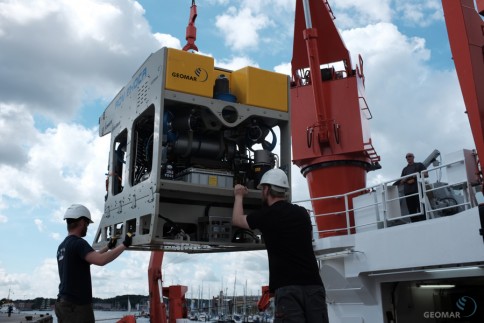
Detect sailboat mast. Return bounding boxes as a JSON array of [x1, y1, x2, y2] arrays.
[[232, 272, 237, 315]]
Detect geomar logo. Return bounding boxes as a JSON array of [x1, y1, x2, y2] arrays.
[[456, 296, 477, 318], [194, 67, 208, 82], [423, 295, 477, 319], [171, 67, 208, 83]]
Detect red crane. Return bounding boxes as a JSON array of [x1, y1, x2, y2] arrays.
[[117, 251, 187, 323], [147, 251, 188, 323], [291, 0, 380, 237], [442, 0, 484, 187]]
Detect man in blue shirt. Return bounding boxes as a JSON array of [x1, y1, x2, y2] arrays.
[[55, 204, 133, 323]]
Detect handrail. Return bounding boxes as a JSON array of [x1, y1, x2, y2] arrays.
[[296, 158, 477, 236]]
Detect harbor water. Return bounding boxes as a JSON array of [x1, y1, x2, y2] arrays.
[[0, 310, 150, 323], [0, 310, 268, 322]]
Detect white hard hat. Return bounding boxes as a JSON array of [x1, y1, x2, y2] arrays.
[[257, 168, 290, 192], [63, 204, 93, 223]]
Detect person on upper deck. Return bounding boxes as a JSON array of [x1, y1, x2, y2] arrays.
[[232, 168, 329, 323], [401, 152, 427, 222], [55, 204, 133, 323]]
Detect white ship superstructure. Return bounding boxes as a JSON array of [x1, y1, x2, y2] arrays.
[[305, 149, 484, 322]]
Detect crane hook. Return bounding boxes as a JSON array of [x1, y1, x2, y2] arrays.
[[182, 0, 199, 52]]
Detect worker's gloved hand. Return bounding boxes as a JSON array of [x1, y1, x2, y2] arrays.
[[107, 237, 118, 249], [123, 232, 134, 248]]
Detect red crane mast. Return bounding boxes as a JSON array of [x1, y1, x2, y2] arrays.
[[442, 0, 484, 187], [291, 0, 380, 237]]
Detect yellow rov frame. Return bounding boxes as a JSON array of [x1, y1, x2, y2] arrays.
[[94, 48, 291, 253]]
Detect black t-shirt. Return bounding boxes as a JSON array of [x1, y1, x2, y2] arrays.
[[246, 201, 323, 292], [57, 235, 94, 304], [401, 162, 426, 194]]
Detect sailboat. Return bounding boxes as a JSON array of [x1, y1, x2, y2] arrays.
[[0, 303, 20, 314], [1, 288, 20, 314], [116, 297, 137, 323]]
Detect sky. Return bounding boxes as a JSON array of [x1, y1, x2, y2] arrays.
[[0, 0, 478, 303]]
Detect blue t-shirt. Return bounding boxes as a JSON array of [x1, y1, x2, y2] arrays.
[[247, 201, 323, 292], [57, 235, 94, 304]]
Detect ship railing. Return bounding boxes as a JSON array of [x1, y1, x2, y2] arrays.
[[420, 159, 476, 217], [296, 192, 354, 236], [295, 158, 477, 237]]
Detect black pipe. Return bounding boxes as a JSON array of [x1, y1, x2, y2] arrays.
[[301, 160, 371, 177]]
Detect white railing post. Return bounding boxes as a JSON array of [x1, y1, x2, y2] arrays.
[[418, 172, 428, 220], [344, 195, 351, 235], [381, 183, 388, 228]]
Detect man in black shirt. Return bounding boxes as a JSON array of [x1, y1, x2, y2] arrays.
[[232, 169, 329, 323], [400, 153, 427, 222], [55, 204, 133, 323]]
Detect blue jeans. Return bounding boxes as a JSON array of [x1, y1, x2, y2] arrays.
[[274, 285, 329, 323]]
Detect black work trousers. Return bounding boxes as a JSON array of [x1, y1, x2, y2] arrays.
[[274, 285, 329, 323]]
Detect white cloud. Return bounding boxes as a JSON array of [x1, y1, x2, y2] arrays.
[[0, 266, 32, 298], [394, 0, 443, 27], [215, 7, 272, 51], [0, 0, 59, 25], [331, 0, 442, 28], [338, 22, 473, 183], [0, 104, 38, 166], [0, 122, 109, 220], [29, 259, 59, 298], [34, 219, 45, 232], [331, 0, 393, 28], [154, 33, 182, 49], [215, 56, 260, 70], [342, 22, 430, 65], [197, 1, 296, 64], [273, 62, 291, 75], [0, 0, 161, 122]]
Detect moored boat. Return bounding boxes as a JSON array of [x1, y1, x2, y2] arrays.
[[0, 302, 20, 314]]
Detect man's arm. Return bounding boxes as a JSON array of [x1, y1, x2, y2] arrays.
[[85, 233, 132, 266], [232, 184, 250, 229], [85, 244, 126, 266]]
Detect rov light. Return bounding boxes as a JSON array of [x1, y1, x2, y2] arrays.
[[418, 284, 455, 289], [424, 266, 480, 273]]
